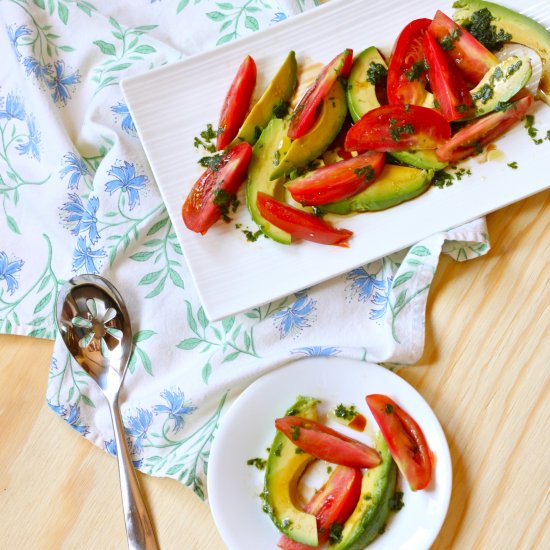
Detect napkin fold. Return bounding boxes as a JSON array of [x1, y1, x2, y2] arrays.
[[0, 0, 489, 501]]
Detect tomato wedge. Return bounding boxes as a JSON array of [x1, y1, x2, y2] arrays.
[[275, 416, 381, 468], [424, 30, 474, 121], [288, 49, 353, 140], [436, 95, 533, 162], [387, 18, 431, 106], [287, 151, 385, 206], [278, 466, 362, 550], [256, 193, 353, 247], [428, 10, 498, 86], [366, 394, 433, 491], [344, 104, 451, 152], [217, 55, 256, 150], [182, 142, 252, 234]]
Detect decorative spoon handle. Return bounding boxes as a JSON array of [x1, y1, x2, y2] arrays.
[[109, 395, 159, 550]]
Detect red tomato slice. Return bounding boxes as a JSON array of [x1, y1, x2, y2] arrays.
[[344, 104, 451, 152], [288, 49, 353, 140], [278, 466, 362, 550], [436, 95, 533, 162], [366, 394, 433, 491], [287, 151, 385, 206], [216, 55, 256, 150], [275, 416, 381, 468], [428, 10, 498, 85], [387, 18, 431, 106], [424, 30, 473, 121], [256, 193, 353, 247], [182, 142, 252, 234]]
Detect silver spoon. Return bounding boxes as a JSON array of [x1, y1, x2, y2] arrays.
[[56, 274, 159, 550]]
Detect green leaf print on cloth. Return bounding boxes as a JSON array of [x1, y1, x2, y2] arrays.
[[0, 0, 491, 501]]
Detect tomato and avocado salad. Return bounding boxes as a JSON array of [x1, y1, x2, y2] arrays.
[[260, 393, 432, 548], [182, 1, 548, 245]]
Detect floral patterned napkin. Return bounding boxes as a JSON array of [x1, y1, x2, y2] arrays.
[[0, 0, 489, 501]]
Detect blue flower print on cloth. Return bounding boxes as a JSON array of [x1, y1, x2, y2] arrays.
[[1, 0, 492, 503]]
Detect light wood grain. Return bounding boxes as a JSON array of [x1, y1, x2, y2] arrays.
[[0, 190, 549, 550]]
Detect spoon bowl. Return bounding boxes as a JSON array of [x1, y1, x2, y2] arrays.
[[56, 274, 158, 550]]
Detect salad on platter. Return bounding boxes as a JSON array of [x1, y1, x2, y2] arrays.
[[182, 0, 550, 248]]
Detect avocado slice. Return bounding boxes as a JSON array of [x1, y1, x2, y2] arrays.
[[470, 55, 532, 116], [390, 149, 448, 171], [320, 164, 433, 215], [246, 118, 292, 244], [331, 434, 398, 550], [232, 51, 298, 146], [270, 79, 348, 180], [346, 47, 388, 123], [453, 0, 550, 105], [263, 396, 319, 546]]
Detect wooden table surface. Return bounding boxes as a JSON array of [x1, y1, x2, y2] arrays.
[[1, 189, 549, 550]]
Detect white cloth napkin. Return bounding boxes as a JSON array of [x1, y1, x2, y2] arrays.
[[0, 0, 489, 500]]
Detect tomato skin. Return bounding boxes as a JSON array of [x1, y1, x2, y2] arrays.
[[182, 142, 252, 234], [275, 416, 381, 468], [277, 466, 362, 550], [436, 95, 533, 162], [387, 18, 431, 106], [288, 49, 353, 140], [366, 394, 432, 491], [428, 10, 498, 85], [344, 104, 451, 152], [256, 193, 353, 247], [423, 30, 473, 121], [287, 151, 385, 206], [216, 55, 256, 151]]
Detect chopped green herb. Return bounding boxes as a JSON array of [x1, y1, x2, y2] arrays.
[[366, 61, 388, 85], [404, 59, 429, 82], [524, 114, 544, 145], [253, 125, 263, 142], [389, 120, 415, 142], [246, 457, 267, 470], [295, 447, 305, 454], [314, 99, 324, 118], [433, 170, 455, 188], [329, 523, 344, 545], [193, 123, 217, 153], [455, 103, 470, 114], [385, 403, 394, 414], [439, 28, 462, 51], [462, 8, 512, 52], [507, 161, 518, 169], [471, 84, 494, 105], [389, 491, 405, 512], [494, 100, 512, 112], [242, 228, 263, 242], [272, 100, 290, 119], [506, 59, 522, 77], [334, 403, 359, 421], [353, 165, 375, 182], [454, 167, 472, 180], [290, 425, 301, 441], [213, 188, 239, 222], [274, 443, 283, 457], [433, 99, 440, 110], [473, 141, 484, 155], [198, 152, 224, 171], [273, 149, 281, 168], [327, 466, 333, 474]]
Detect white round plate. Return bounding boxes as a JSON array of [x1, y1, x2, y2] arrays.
[[208, 357, 452, 550]]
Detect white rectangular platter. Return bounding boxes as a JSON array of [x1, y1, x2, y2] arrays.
[[121, 0, 550, 321]]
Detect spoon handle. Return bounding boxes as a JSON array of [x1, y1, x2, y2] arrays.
[[109, 396, 159, 550]]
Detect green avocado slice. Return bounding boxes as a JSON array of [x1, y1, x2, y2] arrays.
[[331, 434, 398, 550], [232, 51, 297, 147], [346, 46, 388, 123], [270, 78, 348, 180], [263, 396, 319, 546], [453, 0, 550, 105], [320, 164, 433, 215], [246, 118, 292, 244], [470, 55, 532, 116]]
